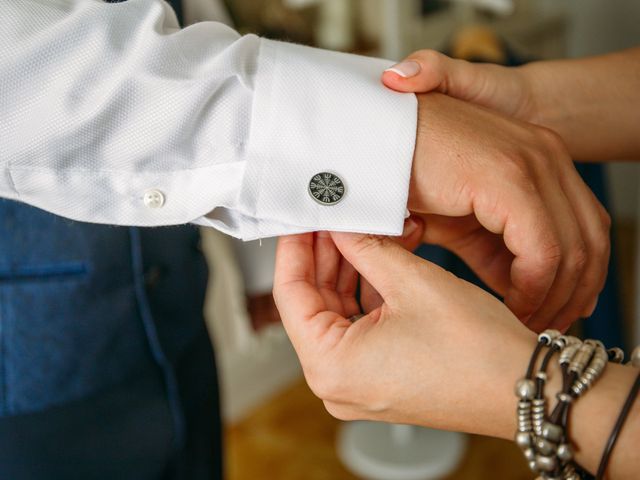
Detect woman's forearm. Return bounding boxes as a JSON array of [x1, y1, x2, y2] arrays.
[[524, 47, 640, 162], [483, 336, 639, 478]]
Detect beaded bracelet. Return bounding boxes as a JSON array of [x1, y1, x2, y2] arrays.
[[515, 330, 614, 480]]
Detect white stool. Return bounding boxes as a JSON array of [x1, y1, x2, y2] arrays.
[[337, 422, 466, 480]]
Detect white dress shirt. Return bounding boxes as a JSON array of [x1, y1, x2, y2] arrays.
[[0, 0, 416, 240]]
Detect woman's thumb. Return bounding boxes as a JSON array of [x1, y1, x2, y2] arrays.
[[382, 50, 481, 99]]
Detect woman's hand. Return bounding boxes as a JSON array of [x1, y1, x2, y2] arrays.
[[274, 226, 640, 478], [273, 226, 537, 439], [383, 50, 536, 124], [383, 48, 640, 162]]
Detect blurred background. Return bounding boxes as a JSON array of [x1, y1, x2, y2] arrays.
[[193, 0, 640, 479]]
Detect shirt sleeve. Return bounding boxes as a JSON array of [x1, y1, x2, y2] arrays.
[[0, 0, 417, 240]]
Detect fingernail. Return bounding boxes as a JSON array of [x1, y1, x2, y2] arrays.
[[403, 217, 420, 237], [385, 60, 421, 78]]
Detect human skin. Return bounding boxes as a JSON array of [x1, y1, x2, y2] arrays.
[[384, 47, 640, 162], [273, 226, 640, 479], [407, 92, 610, 332]]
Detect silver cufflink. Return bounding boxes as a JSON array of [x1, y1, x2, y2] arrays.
[[308, 172, 345, 206]]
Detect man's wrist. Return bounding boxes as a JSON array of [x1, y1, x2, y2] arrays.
[[408, 93, 427, 213]]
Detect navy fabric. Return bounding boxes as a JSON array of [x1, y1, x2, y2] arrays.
[[0, 199, 221, 479], [0, 200, 155, 415], [0, 368, 174, 480], [0, 328, 221, 480]]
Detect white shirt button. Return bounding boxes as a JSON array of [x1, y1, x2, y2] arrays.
[[143, 189, 165, 209]]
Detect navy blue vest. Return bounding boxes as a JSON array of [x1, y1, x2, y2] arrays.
[[0, 0, 208, 417], [0, 0, 210, 418], [0, 198, 208, 417]]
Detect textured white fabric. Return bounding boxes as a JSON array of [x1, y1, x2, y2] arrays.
[[0, 0, 417, 240], [183, 0, 232, 26]]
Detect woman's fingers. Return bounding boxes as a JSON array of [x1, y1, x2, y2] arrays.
[[382, 49, 531, 120], [383, 50, 479, 95], [274, 234, 343, 347], [335, 257, 361, 318], [314, 231, 347, 314], [331, 231, 431, 308], [357, 217, 425, 313]]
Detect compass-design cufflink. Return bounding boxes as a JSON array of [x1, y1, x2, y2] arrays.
[[308, 172, 345, 206]]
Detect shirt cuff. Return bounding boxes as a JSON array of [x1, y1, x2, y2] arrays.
[[233, 38, 417, 240]]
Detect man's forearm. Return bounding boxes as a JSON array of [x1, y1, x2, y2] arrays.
[[2, 0, 417, 238], [525, 47, 640, 162]]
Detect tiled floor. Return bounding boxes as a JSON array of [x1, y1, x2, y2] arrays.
[[225, 224, 637, 480]]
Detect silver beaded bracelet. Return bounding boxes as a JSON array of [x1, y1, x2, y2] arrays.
[[514, 329, 624, 480]]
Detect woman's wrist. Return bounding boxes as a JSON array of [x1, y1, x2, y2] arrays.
[[476, 330, 639, 477], [411, 326, 539, 440], [518, 61, 564, 134], [568, 361, 639, 477]]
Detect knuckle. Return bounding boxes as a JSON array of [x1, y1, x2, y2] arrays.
[[351, 234, 388, 257], [414, 49, 442, 67], [536, 240, 563, 271], [593, 228, 611, 261], [534, 127, 572, 165], [537, 126, 565, 151], [584, 206, 611, 265], [501, 157, 534, 188], [599, 206, 612, 232], [568, 242, 588, 273]]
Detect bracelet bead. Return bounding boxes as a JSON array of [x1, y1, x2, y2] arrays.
[[532, 399, 546, 436], [630, 346, 640, 367], [556, 443, 573, 462], [515, 431, 533, 448], [535, 437, 554, 456], [515, 378, 536, 399], [538, 330, 562, 344], [568, 343, 595, 375], [541, 421, 563, 443], [607, 347, 624, 363], [536, 454, 558, 472]]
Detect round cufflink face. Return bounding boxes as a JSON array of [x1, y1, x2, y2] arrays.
[[308, 172, 345, 206]]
